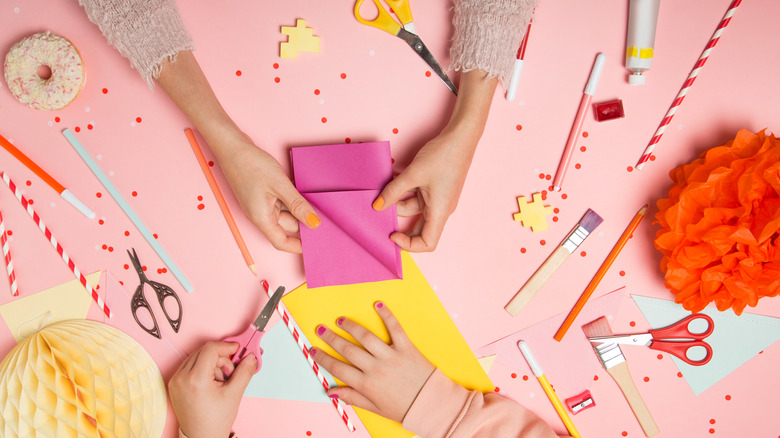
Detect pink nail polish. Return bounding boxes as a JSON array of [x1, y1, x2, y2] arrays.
[[337, 317, 345, 326], [316, 325, 326, 336], [375, 302, 384, 309], [309, 348, 317, 356], [329, 394, 339, 399]]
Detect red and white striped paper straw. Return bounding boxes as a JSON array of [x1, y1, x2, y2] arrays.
[[0, 172, 112, 317], [263, 280, 356, 432], [0, 209, 18, 296], [636, 0, 742, 169]]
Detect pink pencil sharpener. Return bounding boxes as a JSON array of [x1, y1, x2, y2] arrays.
[[593, 99, 625, 122], [565, 390, 595, 415]]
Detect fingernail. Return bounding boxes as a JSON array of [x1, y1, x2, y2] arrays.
[[372, 196, 384, 210], [316, 325, 327, 336], [309, 347, 317, 356], [329, 394, 339, 399], [307, 213, 321, 229], [336, 317, 345, 326], [375, 301, 384, 309]]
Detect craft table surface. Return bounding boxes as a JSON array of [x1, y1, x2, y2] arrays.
[[1, 0, 779, 437]]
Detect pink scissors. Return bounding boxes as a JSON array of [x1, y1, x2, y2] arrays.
[[588, 313, 714, 366], [223, 285, 284, 374]]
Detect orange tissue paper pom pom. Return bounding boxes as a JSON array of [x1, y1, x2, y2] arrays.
[[654, 129, 780, 315]]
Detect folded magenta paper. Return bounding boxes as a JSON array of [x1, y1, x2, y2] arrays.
[[291, 142, 403, 287]]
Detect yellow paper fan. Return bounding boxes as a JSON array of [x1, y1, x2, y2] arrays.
[[0, 320, 166, 437]]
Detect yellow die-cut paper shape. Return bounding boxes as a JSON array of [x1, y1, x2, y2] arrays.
[[513, 193, 553, 232], [280, 19, 321, 59]]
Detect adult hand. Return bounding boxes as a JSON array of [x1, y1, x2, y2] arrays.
[[168, 341, 256, 438], [216, 133, 321, 253], [312, 302, 435, 423]]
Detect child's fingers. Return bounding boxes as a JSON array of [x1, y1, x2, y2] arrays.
[[337, 317, 392, 359], [226, 354, 257, 397], [327, 387, 379, 415], [316, 325, 373, 370], [373, 302, 412, 349], [193, 342, 240, 377], [310, 347, 362, 387]]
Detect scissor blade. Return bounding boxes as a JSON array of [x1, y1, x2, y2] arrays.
[[253, 286, 285, 332], [589, 334, 653, 346], [397, 29, 458, 96]]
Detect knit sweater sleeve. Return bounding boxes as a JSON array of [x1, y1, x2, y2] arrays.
[[450, 0, 538, 88], [402, 369, 566, 438], [77, 0, 194, 89]]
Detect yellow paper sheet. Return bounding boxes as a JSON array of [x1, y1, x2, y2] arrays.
[[283, 252, 494, 438], [0, 272, 101, 342]]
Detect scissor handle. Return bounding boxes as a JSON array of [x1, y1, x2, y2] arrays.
[[131, 285, 161, 339], [649, 339, 713, 366], [385, 0, 413, 28], [150, 280, 182, 333], [354, 0, 402, 35], [651, 313, 714, 341], [223, 328, 264, 375]]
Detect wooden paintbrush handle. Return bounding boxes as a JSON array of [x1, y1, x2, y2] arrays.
[[505, 246, 571, 316], [607, 362, 660, 437]]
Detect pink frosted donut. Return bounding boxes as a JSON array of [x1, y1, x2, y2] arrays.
[[3, 31, 85, 111]]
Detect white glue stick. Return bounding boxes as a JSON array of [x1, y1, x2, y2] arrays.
[[626, 0, 660, 85]]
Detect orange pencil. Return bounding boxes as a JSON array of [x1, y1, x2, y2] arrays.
[[0, 133, 94, 219], [185, 129, 257, 276], [554, 204, 647, 341]]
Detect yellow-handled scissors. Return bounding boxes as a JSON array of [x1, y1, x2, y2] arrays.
[[354, 0, 458, 95]]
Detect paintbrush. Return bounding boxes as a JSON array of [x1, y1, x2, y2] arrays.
[[583, 317, 660, 437], [505, 209, 603, 316]]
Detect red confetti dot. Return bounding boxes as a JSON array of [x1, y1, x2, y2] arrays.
[[627, 166, 634, 172], [123, 264, 129, 270], [197, 203, 205, 210], [208, 161, 214, 167], [102, 244, 107, 250], [161, 268, 167, 273], [540, 240, 546, 246], [493, 387, 500, 392], [314, 89, 320, 95], [197, 195, 203, 201], [511, 373, 517, 379], [98, 219, 104, 225], [153, 234, 158, 239], [54, 117, 61, 123], [132, 191, 138, 197], [709, 429, 715, 434], [649, 155, 657, 161], [619, 270, 626, 276], [725, 395, 732, 400], [575, 163, 582, 169], [345, 137, 352, 143], [274, 77, 280, 83], [25, 180, 31, 186], [340, 73, 347, 79], [392, 128, 399, 134], [273, 63, 279, 69], [678, 372, 683, 377], [236, 70, 242, 76], [522, 375, 529, 381], [580, 146, 586, 152], [553, 208, 560, 214], [306, 432, 312, 437], [622, 432, 628, 437], [87, 124, 93, 130], [545, 174, 552, 181], [582, 131, 589, 138], [74, 127, 81, 133], [391, 157, 395, 164], [136, 117, 142, 123], [516, 124, 522, 131], [157, 269, 163, 274], [96, 192, 102, 198], [593, 375, 599, 381], [425, 71, 431, 77], [580, 251, 587, 257], [538, 173, 545, 179], [321, 117, 327, 123], [710, 419, 716, 425], [541, 192, 547, 201], [561, 194, 568, 200], [124, 231, 130, 237], [548, 185, 555, 191], [102, 88, 108, 94], [552, 216, 559, 222], [630, 321, 637, 327], [108, 246, 113, 252], [142, 266, 147, 272], [520, 247, 527, 254], [643, 376, 650, 382], [28, 199, 34, 205]]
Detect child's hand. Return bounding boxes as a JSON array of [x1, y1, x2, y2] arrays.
[[312, 302, 435, 423], [168, 342, 256, 438]]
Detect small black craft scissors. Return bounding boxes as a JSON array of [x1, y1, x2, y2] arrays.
[[128, 248, 182, 339]]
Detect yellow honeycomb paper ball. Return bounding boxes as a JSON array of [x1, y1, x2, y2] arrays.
[[0, 320, 166, 437]]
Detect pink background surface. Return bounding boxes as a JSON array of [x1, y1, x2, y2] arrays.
[[1, 0, 779, 436]]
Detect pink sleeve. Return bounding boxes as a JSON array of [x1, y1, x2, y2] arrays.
[[403, 369, 567, 438], [77, 0, 194, 89], [450, 0, 539, 88]]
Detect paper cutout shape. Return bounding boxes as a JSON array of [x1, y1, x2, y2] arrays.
[[244, 320, 335, 403], [632, 295, 780, 395], [513, 193, 553, 232], [0, 272, 100, 342], [478, 355, 497, 374], [281, 19, 321, 59], [283, 252, 494, 438], [292, 142, 402, 288]]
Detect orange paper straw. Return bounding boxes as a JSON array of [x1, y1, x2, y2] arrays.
[[554, 204, 647, 341], [184, 129, 256, 276]]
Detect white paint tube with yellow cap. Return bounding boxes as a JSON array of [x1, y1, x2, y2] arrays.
[[626, 0, 660, 85]]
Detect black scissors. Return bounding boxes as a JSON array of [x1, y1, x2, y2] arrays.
[[128, 248, 182, 339]]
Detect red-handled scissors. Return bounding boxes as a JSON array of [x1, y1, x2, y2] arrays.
[[223, 286, 285, 374], [588, 314, 714, 366]]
